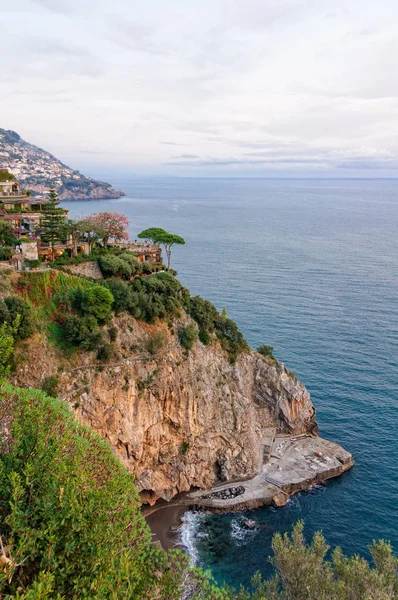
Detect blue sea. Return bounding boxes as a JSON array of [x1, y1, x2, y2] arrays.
[[63, 177, 398, 589]]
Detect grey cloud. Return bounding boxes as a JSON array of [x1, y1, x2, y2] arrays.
[[167, 157, 329, 167], [160, 141, 187, 146], [168, 149, 398, 170], [3, 0, 398, 177], [336, 159, 398, 170], [7, 35, 105, 80], [172, 154, 200, 159]]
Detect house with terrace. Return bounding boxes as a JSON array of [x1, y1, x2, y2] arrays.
[[0, 169, 162, 267]]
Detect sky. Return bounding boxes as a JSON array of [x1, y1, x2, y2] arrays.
[[2, 0, 398, 178]]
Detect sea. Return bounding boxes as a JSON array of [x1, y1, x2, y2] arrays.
[[63, 177, 398, 589]]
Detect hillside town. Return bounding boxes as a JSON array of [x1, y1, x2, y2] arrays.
[[0, 131, 79, 189], [0, 128, 124, 200]]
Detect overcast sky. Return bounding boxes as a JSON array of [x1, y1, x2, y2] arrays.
[[2, 0, 398, 177]]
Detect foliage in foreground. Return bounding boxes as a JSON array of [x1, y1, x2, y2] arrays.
[[0, 382, 397, 599], [230, 522, 398, 599], [0, 382, 222, 599]]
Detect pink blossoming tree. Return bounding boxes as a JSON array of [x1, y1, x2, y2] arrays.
[[91, 212, 130, 248]]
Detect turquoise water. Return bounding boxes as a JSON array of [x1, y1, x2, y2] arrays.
[[64, 178, 398, 588]]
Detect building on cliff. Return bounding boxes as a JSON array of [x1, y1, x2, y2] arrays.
[[0, 170, 78, 261], [0, 169, 162, 266], [0, 169, 29, 207]]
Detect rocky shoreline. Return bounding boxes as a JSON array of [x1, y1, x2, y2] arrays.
[[182, 433, 353, 511], [144, 432, 353, 550]]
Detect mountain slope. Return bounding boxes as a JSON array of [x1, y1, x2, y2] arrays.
[[0, 128, 124, 201]]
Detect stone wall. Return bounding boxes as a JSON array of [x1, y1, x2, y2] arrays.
[[21, 242, 39, 261], [67, 261, 103, 279]]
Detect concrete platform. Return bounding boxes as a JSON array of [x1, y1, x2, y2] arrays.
[[184, 435, 354, 511]]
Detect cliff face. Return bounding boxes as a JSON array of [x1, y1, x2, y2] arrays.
[[11, 313, 316, 505]]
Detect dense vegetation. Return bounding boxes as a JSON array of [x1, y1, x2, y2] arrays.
[[98, 252, 142, 279], [257, 345, 276, 361], [0, 267, 248, 364], [0, 382, 222, 599], [0, 296, 34, 340], [0, 168, 16, 181], [187, 295, 248, 362], [0, 219, 16, 251], [0, 382, 396, 599], [0, 295, 35, 376]]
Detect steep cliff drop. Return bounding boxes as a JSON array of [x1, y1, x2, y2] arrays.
[[12, 312, 353, 510]]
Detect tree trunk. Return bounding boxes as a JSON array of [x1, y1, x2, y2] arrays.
[[165, 245, 171, 270]]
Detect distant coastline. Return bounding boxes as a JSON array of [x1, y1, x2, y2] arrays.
[[0, 128, 125, 201]]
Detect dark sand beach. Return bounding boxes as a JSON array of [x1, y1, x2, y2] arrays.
[[145, 505, 188, 551]]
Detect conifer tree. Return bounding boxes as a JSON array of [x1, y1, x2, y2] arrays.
[[39, 189, 67, 261]]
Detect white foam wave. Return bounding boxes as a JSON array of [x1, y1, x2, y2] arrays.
[[180, 511, 204, 564], [230, 517, 258, 545]]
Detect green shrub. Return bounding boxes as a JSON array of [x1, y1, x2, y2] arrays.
[[129, 273, 186, 323], [97, 342, 113, 361], [257, 344, 275, 360], [83, 314, 99, 332], [98, 253, 123, 277], [25, 259, 41, 269], [187, 295, 248, 362], [0, 246, 13, 261], [41, 375, 59, 397], [199, 328, 211, 345], [188, 295, 219, 332], [180, 441, 189, 454], [216, 317, 248, 363], [61, 315, 87, 345], [108, 325, 118, 341], [98, 253, 142, 280], [0, 381, 207, 599], [119, 252, 142, 276], [142, 261, 164, 274], [0, 321, 14, 377], [147, 331, 166, 355], [0, 299, 10, 325], [179, 323, 198, 351], [103, 278, 140, 316], [81, 329, 104, 351], [2, 296, 34, 340], [73, 285, 114, 322]]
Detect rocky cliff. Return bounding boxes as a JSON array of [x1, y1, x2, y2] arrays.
[[11, 312, 317, 505]]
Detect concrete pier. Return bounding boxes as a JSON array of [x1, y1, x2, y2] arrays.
[[184, 434, 354, 511]]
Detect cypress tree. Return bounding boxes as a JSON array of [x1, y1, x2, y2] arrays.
[[39, 189, 67, 261]]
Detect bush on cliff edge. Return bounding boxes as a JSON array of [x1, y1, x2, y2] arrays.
[[0, 381, 224, 599]]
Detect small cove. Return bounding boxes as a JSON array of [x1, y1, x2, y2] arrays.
[[64, 177, 398, 588]]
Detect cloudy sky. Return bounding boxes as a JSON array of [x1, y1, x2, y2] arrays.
[[2, 0, 398, 177]]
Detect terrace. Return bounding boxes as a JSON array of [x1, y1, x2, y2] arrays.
[[124, 241, 162, 263]]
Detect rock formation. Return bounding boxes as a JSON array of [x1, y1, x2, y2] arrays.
[[11, 311, 327, 506]]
